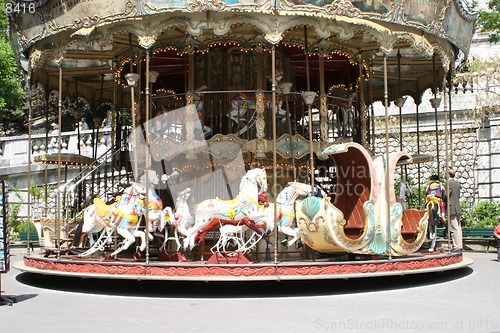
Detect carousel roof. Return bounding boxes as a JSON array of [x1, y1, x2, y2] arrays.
[[8, 0, 477, 103]]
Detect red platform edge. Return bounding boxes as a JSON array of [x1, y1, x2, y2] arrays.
[[21, 254, 464, 279]]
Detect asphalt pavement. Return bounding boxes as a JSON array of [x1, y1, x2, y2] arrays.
[[1, 249, 499, 333]]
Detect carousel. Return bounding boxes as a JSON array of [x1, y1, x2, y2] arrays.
[[9, 0, 476, 281]]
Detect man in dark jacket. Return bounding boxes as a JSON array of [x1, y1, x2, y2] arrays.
[[445, 169, 462, 252]]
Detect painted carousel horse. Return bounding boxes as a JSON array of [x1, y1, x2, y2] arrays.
[[229, 92, 288, 127], [182, 168, 273, 252], [210, 182, 313, 253], [397, 180, 412, 210], [425, 196, 444, 252], [156, 187, 193, 250], [79, 171, 163, 257], [193, 191, 271, 252], [272, 182, 314, 247]]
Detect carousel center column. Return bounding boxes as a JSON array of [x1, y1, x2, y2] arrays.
[[254, 38, 267, 159]]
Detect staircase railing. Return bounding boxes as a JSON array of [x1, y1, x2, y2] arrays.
[[59, 142, 134, 224]]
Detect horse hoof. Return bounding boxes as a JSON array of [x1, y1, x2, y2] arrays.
[[281, 239, 289, 247], [297, 241, 304, 249]]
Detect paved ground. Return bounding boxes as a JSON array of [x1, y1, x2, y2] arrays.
[[1, 249, 499, 333]]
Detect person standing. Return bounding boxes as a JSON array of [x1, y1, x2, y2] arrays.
[[445, 169, 463, 253], [494, 217, 500, 262], [49, 122, 60, 149]]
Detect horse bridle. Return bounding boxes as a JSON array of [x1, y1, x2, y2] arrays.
[[254, 172, 268, 191]]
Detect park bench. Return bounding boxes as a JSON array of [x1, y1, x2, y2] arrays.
[[18, 231, 40, 250], [437, 227, 496, 252]]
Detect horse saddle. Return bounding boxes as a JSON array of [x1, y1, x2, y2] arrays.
[[215, 195, 241, 209], [94, 197, 113, 218], [215, 195, 242, 219]]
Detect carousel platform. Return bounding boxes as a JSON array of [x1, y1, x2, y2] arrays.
[[13, 252, 471, 282]]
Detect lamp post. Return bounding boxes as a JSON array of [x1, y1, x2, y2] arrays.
[[302, 91, 317, 189]]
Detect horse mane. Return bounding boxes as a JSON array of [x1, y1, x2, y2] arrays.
[[277, 185, 294, 203], [239, 168, 264, 191]]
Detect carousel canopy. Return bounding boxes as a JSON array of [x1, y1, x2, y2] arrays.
[[9, 0, 477, 104]]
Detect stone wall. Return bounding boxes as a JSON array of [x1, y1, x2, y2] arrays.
[[372, 127, 477, 203]]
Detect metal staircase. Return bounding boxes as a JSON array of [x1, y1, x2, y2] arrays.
[[56, 143, 135, 224]]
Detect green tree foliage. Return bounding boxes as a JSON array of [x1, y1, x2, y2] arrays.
[[461, 200, 500, 227], [478, 0, 500, 43], [0, 0, 26, 133]]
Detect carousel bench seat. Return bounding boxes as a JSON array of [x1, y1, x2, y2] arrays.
[[400, 209, 424, 234], [400, 209, 425, 242], [340, 187, 370, 238]]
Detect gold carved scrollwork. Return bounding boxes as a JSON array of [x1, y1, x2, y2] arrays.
[[187, 0, 226, 12], [74, 16, 100, 29], [138, 36, 157, 49], [29, 49, 44, 72], [265, 33, 283, 45], [325, 0, 360, 17]]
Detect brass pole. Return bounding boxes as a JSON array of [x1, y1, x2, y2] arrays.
[[432, 54, 440, 172], [308, 103, 315, 190], [304, 26, 314, 188], [272, 47, 279, 265], [383, 56, 391, 259], [443, 82, 452, 253], [56, 65, 63, 259], [145, 51, 151, 264], [27, 74, 32, 255]]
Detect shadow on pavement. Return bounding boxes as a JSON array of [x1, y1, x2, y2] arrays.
[[0, 293, 37, 306], [15, 266, 473, 299]]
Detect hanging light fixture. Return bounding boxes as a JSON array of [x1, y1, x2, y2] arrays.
[[395, 97, 406, 108], [125, 73, 140, 87], [430, 97, 442, 109], [279, 82, 293, 95], [301, 91, 317, 105], [149, 70, 159, 83]]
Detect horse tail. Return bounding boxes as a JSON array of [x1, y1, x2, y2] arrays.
[[426, 200, 439, 239], [72, 219, 84, 247]]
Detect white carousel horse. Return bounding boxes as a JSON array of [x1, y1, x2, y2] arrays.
[[79, 170, 163, 257], [397, 180, 412, 210], [157, 187, 193, 250], [229, 92, 288, 127], [182, 168, 272, 251], [210, 182, 313, 252], [213, 182, 313, 251], [273, 182, 314, 247]]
